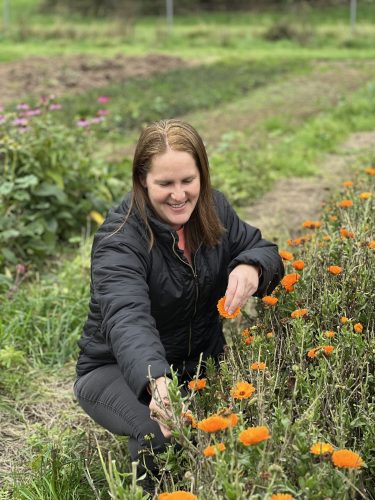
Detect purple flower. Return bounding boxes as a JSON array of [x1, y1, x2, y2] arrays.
[[97, 108, 109, 116], [49, 103, 62, 111], [13, 118, 28, 126], [0, 115, 6, 124], [17, 103, 30, 111], [90, 117, 104, 125], [77, 118, 90, 128], [25, 108, 41, 117], [97, 96, 109, 104]]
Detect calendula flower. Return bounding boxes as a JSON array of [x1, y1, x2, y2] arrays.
[[188, 378, 206, 391], [181, 411, 197, 428], [217, 297, 241, 319], [239, 426, 271, 446], [323, 235, 331, 241], [89, 210, 105, 225], [279, 250, 294, 261], [337, 199, 353, 208], [158, 493, 198, 500], [327, 265, 343, 275], [270, 494, 294, 500], [302, 220, 321, 229], [359, 192, 372, 200], [368, 240, 375, 249], [322, 345, 334, 355], [307, 348, 319, 358], [331, 449, 364, 469], [230, 381, 256, 400], [287, 237, 304, 246], [251, 362, 266, 370], [364, 167, 375, 175], [340, 227, 355, 239], [340, 316, 349, 324], [266, 331, 274, 338], [342, 180, 353, 187], [323, 331, 335, 338], [292, 260, 305, 271], [281, 273, 301, 292], [244, 336, 255, 345], [225, 413, 239, 427], [353, 323, 363, 333], [310, 442, 334, 455], [197, 415, 229, 433], [262, 296, 278, 306], [203, 442, 225, 457], [329, 215, 338, 221], [291, 308, 308, 318]]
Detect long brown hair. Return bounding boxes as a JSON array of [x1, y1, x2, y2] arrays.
[[124, 119, 224, 251]]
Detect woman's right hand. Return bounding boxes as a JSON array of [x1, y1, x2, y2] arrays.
[[149, 376, 172, 438]]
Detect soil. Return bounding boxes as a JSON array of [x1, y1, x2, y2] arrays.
[[0, 53, 191, 105]]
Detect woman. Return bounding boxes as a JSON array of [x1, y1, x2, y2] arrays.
[[74, 119, 284, 491]]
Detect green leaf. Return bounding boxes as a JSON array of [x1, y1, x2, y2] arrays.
[[0, 229, 20, 241], [15, 175, 39, 189]]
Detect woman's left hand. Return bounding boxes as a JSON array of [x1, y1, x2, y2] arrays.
[[224, 264, 260, 315]]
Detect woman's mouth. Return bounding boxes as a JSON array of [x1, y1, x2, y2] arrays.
[[167, 201, 187, 210]]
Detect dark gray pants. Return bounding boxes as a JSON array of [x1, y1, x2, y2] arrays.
[[73, 364, 168, 475]]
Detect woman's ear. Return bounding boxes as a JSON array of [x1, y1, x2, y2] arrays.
[[140, 176, 147, 189]]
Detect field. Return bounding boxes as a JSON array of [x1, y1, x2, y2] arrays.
[[0, 2, 375, 499]]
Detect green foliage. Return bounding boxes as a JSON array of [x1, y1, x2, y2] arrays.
[[0, 107, 121, 273]]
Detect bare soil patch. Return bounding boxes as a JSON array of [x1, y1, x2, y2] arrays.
[[0, 53, 191, 105], [243, 132, 375, 242]]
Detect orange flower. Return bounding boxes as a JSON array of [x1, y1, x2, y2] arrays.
[[292, 260, 305, 271], [302, 220, 321, 229], [217, 297, 241, 319], [307, 348, 319, 358], [359, 191, 372, 199], [203, 442, 225, 457], [197, 415, 229, 433], [279, 250, 294, 261], [251, 362, 266, 370], [188, 379, 206, 391], [353, 323, 363, 333], [327, 265, 343, 275], [266, 331, 274, 338], [244, 336, 255, 345], [158, 492, 198, 500], [310, 442, 334, 455], [340, 316, 349, 324], [369, 240, 375, 249], [270, 494, 294, 500], [225, 413, 239, 428], [323, 331, 335, 338], [337, 199, 353, 208], [287, 237, 304, 246], [322, 345, 334, 355], [342, 180, 353, 187], [340, 227, 354, 239], [230, 381, 256, 400], [331, 449, 364, 469], [262, 296, 278, 306], [281, 273, 301, 292], [329, 215, 338, 222], [291, 308, 308, 318], [242, 328, 255, 345], [364, 167, 375, 175], [181, 411, 197, 428], [239, 426, 271, 446], [323, 235, 331, 241]]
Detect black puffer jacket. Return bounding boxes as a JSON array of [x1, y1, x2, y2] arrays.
[[76, 190, 284, 397]]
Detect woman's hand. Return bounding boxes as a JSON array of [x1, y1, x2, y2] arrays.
[[149, 376, 172, 438], [225, 264, 260, 315]]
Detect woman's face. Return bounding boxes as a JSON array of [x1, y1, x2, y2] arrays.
[[143, 149, 201, 230]]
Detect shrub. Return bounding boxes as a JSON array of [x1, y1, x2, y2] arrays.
[[0, 102, 120, 273]]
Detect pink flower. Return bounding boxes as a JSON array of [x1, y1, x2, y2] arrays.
[[13, 118, 28, 126], [16, 263, 27, 274], [49, 103, 62, 111], [0, 115, 6, 124], [97, 96, 109, 104], [25, 108, 41, 117], [90, 117, 104, 125], [77, 119, 90, 128], [97, 109, 109, 116], [17, 103, 30, 111]]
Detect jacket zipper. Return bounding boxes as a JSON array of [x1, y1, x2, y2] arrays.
[[171, 233, 200, 357]]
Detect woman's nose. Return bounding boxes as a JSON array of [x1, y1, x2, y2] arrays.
[[170, 186, 186, 201]]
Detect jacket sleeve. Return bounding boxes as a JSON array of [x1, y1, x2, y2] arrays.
[[91, 237, 171, 398], [219, 192, 284, 297]]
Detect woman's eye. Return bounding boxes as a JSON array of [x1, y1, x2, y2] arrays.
[[183, 178, 193, 184]]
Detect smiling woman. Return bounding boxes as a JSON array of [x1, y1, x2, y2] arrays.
[[73, 118, 284, 494]]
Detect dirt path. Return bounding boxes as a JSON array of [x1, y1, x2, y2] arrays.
[[0, 53, 191, 105]]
